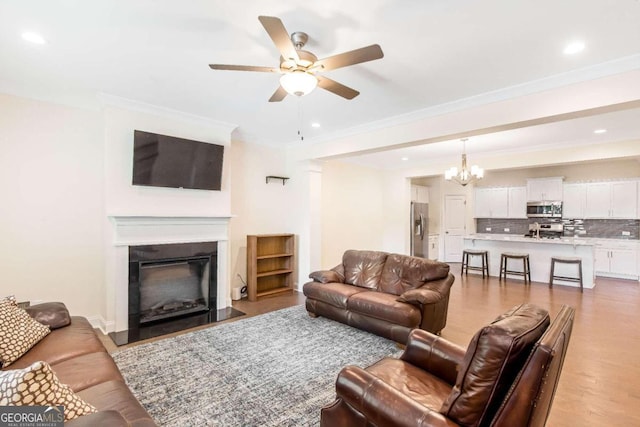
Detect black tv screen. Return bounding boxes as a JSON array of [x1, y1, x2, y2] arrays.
[[132, 130, 224, 191]]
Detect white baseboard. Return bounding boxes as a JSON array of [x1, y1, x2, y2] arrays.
[[86, 315, 115, 335]]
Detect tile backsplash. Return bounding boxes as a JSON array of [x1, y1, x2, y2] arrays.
[[564, 218, 639, 239], [476, 218, 639, 240]]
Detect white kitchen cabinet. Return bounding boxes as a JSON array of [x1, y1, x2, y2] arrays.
[[611, 181, 637, 218], [507, 187, 527, 218], [411, 185, 429, 203], [594, 240, 639, 279], [526, 177, 563, 201], [474, 188, 508, 218], [585, 181, 637, 219], [563, 183, 587, 218]]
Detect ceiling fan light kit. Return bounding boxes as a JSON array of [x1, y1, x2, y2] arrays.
[[209, 15, 384, 102], [280, 71, 317, 96]]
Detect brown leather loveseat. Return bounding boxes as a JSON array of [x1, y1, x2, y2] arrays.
[[2, 302, 156, 426], [303, 250, 454, 343], [321, 303, 575, 427]]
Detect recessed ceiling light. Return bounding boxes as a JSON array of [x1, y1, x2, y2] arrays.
[[563, 41, 585, 55], [22, 31, 46, 45], [401, 157, 409, 161], [593, 129, 607, 134], [311, 122, 321, 128]]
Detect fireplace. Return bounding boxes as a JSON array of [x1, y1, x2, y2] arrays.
[[108, 239, 243, 345], [107, 215, 242, 345], [129, 242, 217, 326]]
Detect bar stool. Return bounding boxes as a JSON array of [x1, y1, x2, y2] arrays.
[[499, 252, 531, 284], [461, 249, 489, 278], [550, 257, 583, 293]]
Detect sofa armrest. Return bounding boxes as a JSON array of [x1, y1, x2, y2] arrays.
[[309, 264, 345, 283], [25, 302, 71, 329], [334, 365, 459, 427], [397, 288, 441, 305], [400, 329, 466, 385]]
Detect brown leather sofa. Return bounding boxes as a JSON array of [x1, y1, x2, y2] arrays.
[[303, 250, 455, 343], [3, 302, 156, 426], [321, 303, 575, 427]]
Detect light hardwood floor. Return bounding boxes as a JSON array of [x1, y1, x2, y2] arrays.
[[101, 270, 640, 426]]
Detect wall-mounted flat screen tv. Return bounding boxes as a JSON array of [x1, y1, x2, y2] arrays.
[[132, 130, 224, 191]]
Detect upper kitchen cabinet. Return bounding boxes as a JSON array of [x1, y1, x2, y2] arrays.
[[526, 177, 563, 201], [411, 185, 429, 203], [563, 183, 587, 219], [585, 181, 637, 219], [507, 187, 527, 219], [474, 187, 508, 218]]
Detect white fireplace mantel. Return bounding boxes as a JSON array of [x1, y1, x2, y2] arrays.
[[106, 215, 233, 333]]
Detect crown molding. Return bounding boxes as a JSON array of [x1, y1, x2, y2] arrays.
[[98, 93, 238, 134], [293, 54, 640, 148]]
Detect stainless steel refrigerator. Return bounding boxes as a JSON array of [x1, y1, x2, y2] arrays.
[[410, 202, 429, 258]]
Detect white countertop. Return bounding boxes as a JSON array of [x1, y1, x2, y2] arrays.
[[464, 233, 596, 246]]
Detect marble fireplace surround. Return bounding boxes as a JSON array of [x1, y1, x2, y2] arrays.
[[108, 215, 232, 334]]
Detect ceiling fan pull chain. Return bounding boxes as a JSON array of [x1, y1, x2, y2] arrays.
[[298, 97, 304, 141]]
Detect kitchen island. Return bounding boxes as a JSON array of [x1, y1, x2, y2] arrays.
[[463, 234, 596, 289]]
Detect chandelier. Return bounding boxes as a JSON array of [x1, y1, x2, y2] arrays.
[[444, 138, 484, 186]]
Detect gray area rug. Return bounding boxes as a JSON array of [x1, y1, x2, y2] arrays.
[[113, 305, 401, 426]]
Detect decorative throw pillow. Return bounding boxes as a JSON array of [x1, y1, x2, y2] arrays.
[[0, 296, 50, 368], [0, 361, 97, 421]]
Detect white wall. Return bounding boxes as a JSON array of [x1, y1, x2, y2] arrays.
[[228, 140, 298, 291], [319, 160, 388, 268], [0, 93, 104, 317], [103, 105, 233, 217]]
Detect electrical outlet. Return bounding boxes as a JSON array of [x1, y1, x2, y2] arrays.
[[504, 228, 510, 232], [622, 231, 631, 236], [485, 227, 492, 231]]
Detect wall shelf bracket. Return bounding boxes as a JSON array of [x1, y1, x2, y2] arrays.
[[266, 176, 289, 185]]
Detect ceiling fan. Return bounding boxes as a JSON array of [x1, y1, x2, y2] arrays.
[[209, 16, 384, 102]]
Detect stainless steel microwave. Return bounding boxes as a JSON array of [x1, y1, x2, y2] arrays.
[[526, 201, 562, 218]]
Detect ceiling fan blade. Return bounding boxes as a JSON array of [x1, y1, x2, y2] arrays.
[[317, 76, 360, 100], [315, 44, 384, 71], [209, 64, 280, 73], [269, 86, 288, 102], [258, 16, 299, 62]]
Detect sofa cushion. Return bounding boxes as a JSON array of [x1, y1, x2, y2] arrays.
[[303, 282, 368, 309], [9, 317, 105, 369], [342, 250, 388, 289], [0, 296, 50, 368], [78, 380, 159, 426], [347, 291, 421, 328], [379, 254, 450, 296], [0, 361, 97, 421], [440, 303, 550, 427], [50, 352, 125, 392], [367, 357, 452, 411]]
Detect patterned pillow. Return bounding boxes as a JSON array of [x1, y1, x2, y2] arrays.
[[0, 296, 50, 368], [0, 361, 97, 421]]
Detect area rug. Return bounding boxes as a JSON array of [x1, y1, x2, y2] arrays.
[[112, 305, 401, 426]]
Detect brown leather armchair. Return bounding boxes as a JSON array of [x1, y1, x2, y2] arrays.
[[321, 303, 575, 427]]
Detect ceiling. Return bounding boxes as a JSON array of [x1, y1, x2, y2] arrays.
[[1, 0, 640, 169]]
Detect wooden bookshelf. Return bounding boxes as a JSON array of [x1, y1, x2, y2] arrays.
[[247, 234, 296, 301]]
